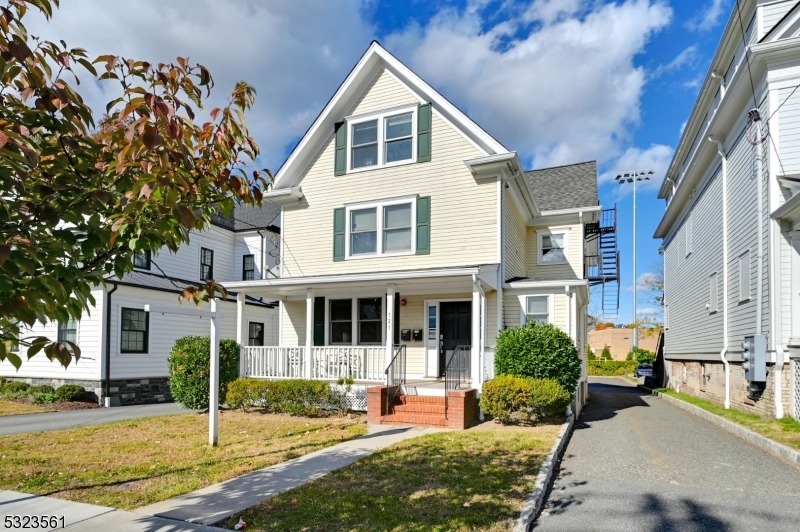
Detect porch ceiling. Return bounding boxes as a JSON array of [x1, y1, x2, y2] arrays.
[[222, 265, 499, 300]]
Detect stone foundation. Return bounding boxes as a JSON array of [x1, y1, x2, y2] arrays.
[[665, 360, 790, 418], [1, 376, 173, 406]]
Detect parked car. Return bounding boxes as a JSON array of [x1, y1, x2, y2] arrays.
[[634, 364, 653, 378]]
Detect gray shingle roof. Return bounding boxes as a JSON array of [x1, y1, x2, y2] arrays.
[[524, 161, 599, 212], [211, 202, 282, 232]]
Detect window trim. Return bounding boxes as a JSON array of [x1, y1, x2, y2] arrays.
[[739, 250, 751, 302], [521, 295, 554, 325], [537, 228, 570, 266], [200, 247, 214, 280], [133, 250, 151, 270], [248, 321, 265, 346], [345, 105, 418, 174], [709, 272, 718, 314], [344, 196, 417, 259], [242, 254, 256, 281], [324, 295, 386, 346], [119, 306, 149, 354]]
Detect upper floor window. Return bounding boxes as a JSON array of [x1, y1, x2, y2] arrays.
[[330, 299, 353, 344], [242, 254, 255, 281], [358, 297, 382, 345], [58, 319, 78, 344], [133, 250, 151, 270], [538, 229, 568, 265], [200, 248, 214, 280], [347, 198, 415, 258], [349, 107, 416, 171], [525, 296, 550, 324]]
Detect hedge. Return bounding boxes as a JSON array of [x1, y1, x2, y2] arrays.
[[55, 384, 87, 402], [226, 378, 332, 416], [480, 375, 571, 424], [168, 336, 240, 409], [587, 360, 638, 376]]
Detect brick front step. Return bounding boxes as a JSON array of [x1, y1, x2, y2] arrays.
[[397, 395, 445, 404], [391, 403, 446, 414], [379, 413, 449, 427]]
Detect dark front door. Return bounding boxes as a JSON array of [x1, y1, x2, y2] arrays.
[[439, 301, 471, 377]]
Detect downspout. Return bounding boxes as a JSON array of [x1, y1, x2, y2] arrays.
[[104, 282, 118, 406], [710, 136, 731, 408], [754, 111, 764, 337]]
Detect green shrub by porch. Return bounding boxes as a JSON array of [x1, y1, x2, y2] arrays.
[[494, 321, 581, 397], [587, 360, 638, 376], [55, 383, 86, 402], [168, 336, 240, 410], [480, 375, 571, 424], [226, 377, 331, 416]]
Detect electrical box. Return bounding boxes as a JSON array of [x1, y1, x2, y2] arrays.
[[412, 329, 423, 341], [400, 329, 411, 342], [742, 334, 767, 382]]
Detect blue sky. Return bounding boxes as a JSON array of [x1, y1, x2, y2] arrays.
[[26, 0, 734, 323]]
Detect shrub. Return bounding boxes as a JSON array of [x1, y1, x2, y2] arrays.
[[168, 336, 240, 410], [55, 384, 87, 402], [587, 345, 596, 361], [600, 346, 612, 360], [0, 376, 6, 389], [629, 347, 655, 365], [31, 392, 58, 404], [1, 381, 30, 398], [226, 377, 332, 416], [495, 321, 581, 397], [587, 360, 638, 376], [481, 375, 571, 424], [29, 385, 56, 395]]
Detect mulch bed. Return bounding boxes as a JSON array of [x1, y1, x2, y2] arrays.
[[9, 398, 102, 412]]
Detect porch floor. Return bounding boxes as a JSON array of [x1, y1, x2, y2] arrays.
[[402, 378, 472, 396]]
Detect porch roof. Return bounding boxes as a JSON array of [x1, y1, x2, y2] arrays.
[[771, 191, 800, 225], [221, 265, 499, 300]]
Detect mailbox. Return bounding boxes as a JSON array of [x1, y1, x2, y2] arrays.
[[400, 329, 411, 341], [412, 329, 423, 341]]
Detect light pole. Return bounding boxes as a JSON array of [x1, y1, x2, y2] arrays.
[[615, 170, 654, 348]]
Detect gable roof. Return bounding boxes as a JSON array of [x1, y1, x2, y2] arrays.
[[524, 161, 599, 212], [211, 203, 281, 233], [272, 41, 509, 190]]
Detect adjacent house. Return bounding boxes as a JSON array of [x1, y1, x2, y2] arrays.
[[0, 204, 281, 405], [655, 0, 800, 419], [222, 41, 607, 425]]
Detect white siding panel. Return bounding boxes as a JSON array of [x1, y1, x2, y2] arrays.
[[763, 0, 796, 35], [350, 69, 419, 116], [282, 300, 306, 347], [526, 223, 582, 280], [504, 191, 526, 280], [778, 85, 800, 174], [147, 226, 237, 282]]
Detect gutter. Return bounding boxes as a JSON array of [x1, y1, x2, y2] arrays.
[[709, 137, 731, 408], [104, 282, 118, 406]]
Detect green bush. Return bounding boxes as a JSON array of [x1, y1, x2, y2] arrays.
[[31, 392, 58, 404], [600, 346, 612, 360], [480, 375, 571, 424], [55, 383, 87, 402], [0, 376, 6, 389], [1, 381, 30, 398], [168, 336, 240, 410], [29, 385, 56, 395], [587, 345, 596, 361], [494, 321, 581, 397], [587, 360, 638, 376], [629, 347, 655, 365], [226, 378, 332, 416]]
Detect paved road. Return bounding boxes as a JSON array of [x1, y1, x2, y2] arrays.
[[534, 378, 800, 532], [0, 403, 193, 436]]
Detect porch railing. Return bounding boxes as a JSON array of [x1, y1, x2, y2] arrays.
[[444, 345, 471, 419], [385, 344, 407, 414], [309, 346, 386, 381], [241, 347, 305, 379]]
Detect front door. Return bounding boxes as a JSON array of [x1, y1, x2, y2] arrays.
[[439, 301, 471, 377]]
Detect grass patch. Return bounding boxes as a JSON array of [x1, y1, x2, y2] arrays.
[[655, 388, 800, 451], [0, 400, 52, 416], [621, 375, 639, 384], [0, 411, 367, 509], [224, 422, 560, 532]]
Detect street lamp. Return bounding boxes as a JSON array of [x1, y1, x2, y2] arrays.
[[615, 169, 654, 348]]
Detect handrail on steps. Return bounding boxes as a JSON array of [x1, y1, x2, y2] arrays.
[[385, 344, 406, 415], [444, 345, 471, 419]]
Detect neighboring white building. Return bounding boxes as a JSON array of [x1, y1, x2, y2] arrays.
[[0, 204, 281, 405], [655, 0, 800, 419]]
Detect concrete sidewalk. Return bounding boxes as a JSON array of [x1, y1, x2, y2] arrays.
[[0, 403, 194, 436], [138, 423, 443, 525], [0, 490, 223, 532]]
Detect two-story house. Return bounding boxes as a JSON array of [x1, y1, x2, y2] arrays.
[[655, 0, 800, 420], [0, 204, 281, 405], [223, 42, 603, 424]]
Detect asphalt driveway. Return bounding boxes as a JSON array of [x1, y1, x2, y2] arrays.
[[533, 378, 800, 532]]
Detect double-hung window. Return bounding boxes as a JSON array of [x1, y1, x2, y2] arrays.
[[58, 319, 78, 344], [349, 108, 416, 171], [525, 296, 550, 324], [200, 248, 214, 280], [242, 254, 255, 281], [384, 113, 412, 163], [538, 230, 568, 265], [133, 250, 151, 270], [120, 308, 148, 353], [248, 322, 264, 346], [348, 199, 415, 257], [352, 120, 378, 169], [329, 299, 353, 344], [358, 298, 382, 344]]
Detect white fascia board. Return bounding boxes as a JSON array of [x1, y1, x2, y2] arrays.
[[273, 42, 508, 190], [771, 189, 800, 221], [465, 152, 540, 220], [262, 186, 304, 207]]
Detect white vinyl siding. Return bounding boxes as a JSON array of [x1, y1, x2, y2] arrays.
[[685, 214, 693, 256], [762, 0, 796, 36], [709, 272, 718, 313], [502, 291, 571, 335], [778, 84, 800, 174], [526, 224, 582, 280], [739, 251, 752, 302], [503, 190, 527, 280]]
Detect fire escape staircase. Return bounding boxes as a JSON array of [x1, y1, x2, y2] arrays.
[[585, 206, 620, 317]]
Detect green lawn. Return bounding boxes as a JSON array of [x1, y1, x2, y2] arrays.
[[0, 411, 367, 509], [0, 400, 51, 416], [655, 388, 800, 451], [223, 423, 561, 532]]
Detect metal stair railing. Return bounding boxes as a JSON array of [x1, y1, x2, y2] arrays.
[[444, 345, 471, 419], [385, 344, 406, 415]]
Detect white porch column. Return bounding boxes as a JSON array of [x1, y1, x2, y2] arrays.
[[236, 291, 247, 376], [471, 279, 482, 387], [305, 289, 314, 379], [386, 284, 395, 367]]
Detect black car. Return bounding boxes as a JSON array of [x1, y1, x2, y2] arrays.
[[634, 364, 654, 378]]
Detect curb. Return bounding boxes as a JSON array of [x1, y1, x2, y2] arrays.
[[639, 385, 800, 467], [513, 412, 575, 532]]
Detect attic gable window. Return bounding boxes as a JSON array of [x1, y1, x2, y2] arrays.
[[347, 106, 417, 172]]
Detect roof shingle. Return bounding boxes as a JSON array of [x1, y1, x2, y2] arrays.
[[524, 161, 599, 212]]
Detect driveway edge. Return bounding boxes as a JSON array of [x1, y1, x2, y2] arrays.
[[640, 386, 800, 467], [514, 411, 575, 532]]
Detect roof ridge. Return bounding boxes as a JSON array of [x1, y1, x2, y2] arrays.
[[524, 160, 597, 173]]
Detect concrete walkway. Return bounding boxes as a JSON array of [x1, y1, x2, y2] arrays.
[[0, 403, 194, 436], [534, 378, 800, 532], [138, 423, 442, 525]]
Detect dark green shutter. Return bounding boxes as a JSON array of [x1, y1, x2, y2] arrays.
[[313, 297, 325, 346], [416, 196, 430, 255], [417, 103, 431, 162], [334, 121, 347, 176], [333, 207, 346, 261]]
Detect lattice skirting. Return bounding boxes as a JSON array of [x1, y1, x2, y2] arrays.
[[331, 384, 369, 412], [793, 359, 800, 421]]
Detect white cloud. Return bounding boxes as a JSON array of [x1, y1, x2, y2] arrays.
[[385, 0, 672, 169], [652, 44, 699, 78], [637, 306, 661, 316], [598, 144, 673, 198], [686, 0, 728, 32], [23, 0, 374, 170], [622, 272, 662, 292]]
